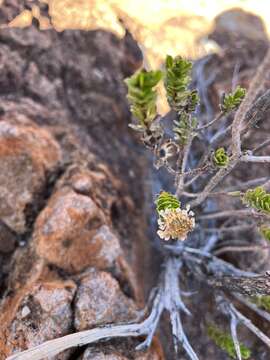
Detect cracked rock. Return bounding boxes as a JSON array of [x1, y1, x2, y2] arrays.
[[0, 277, 76, 359], [81, 341, 163, 360], [33, 187, 107, 273], [74, 269, 138, 331], [0, 117, 61, 233]]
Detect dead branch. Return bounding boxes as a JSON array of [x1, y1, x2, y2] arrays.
[[198, 209, 268, 221], [218, 294, 270, 349], [231, 48, 270, 156], [213, 245, 266, 256], [241, 155, 270, 163], [233, 293, 270, 323], [208, 273, 270, 296]]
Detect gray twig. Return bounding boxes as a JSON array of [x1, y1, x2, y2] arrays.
[[231, 49, 270, 156], [241, 155, 270, 163], [230, 311, 242, 360], [217, 295, 270, 354], [198, 209, 268, 221], [208, 273, 270, 296], [233, 293, 270, 323], [253, 138, 270, 154], [195, 112, 224, 131], [230, 302, 270, 348]]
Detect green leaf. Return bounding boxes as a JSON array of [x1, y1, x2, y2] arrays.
[[164, 55, 199, 113], [251, 295, 270, 312], [156, 191, 180, 214], [207, 324, 251, 359], [173, 112, 196, 145], [165, 54, 174, 68], [213, 148, 229, 167], [221, 86, 246, 113], [243, 187, 270, 214], [125, 69, 162, 128], [260, 225, 270, 241]]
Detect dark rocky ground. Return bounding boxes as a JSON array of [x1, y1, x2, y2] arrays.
[[0, 2, 269, 360], [0, 2, 163, 358]]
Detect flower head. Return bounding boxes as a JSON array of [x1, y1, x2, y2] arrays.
[[157, 206, 195, 241]]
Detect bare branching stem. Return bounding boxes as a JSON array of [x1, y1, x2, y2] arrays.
[[218, 295, 270, 356], [176, 137, 193, 197], [230, 303, 270, 348], [196, 112, 224, 131], [253, 138, 270, 154], [189, 157, 239, 207], [198, 209, 267, 220], [221, 177, 268, 192], [241, 155, 270, 163], [230, 312, 242, 360], [189, 54, 270, 208], [205, 224, 255, 234], [213, 245, 266, 256], [233, 293, 270, 323], [231, 49, 270, 156], [208, 273, 270, 296]]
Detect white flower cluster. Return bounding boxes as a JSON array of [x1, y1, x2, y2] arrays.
[[157, 206, 195, 241]]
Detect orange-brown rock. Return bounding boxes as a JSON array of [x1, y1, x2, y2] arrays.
[[32, 186, 131, 274], [55, 163, 123, 219], [0, 5, 159, 358], [86, 224, 123, 268], [74, 269, 138, 331], [0, 118, 61, 234], [0, 276, 76, 360]]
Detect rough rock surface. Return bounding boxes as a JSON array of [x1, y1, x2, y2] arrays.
[[0, 273, 76, 359], [0, 1, 160, 359], [81, 341, 163, 359], [0, 118, 61, 234], [209, 7, 268, 50], [33, 187, 106, 273], [74, 269, 138, 331]]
